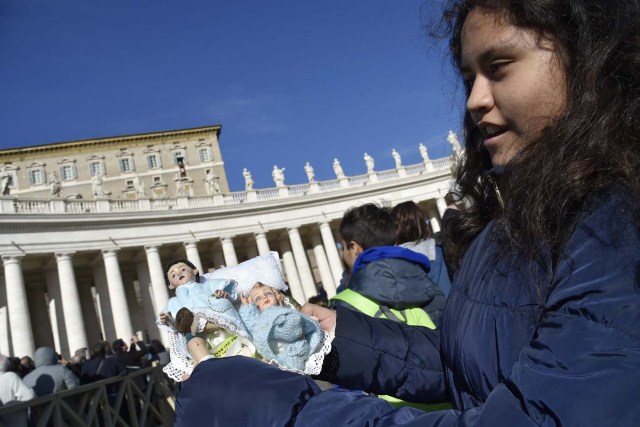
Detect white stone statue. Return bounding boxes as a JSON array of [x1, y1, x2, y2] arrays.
[[175, 176, 186, 196], [419, 143, 430, 162], [243, 168, 254, 191], [91, 172, 110, 198], [448, 130, 463, 160], [364, 153, 375, 174], [272, 165, 286, 187], [133, 175, 146, 198], [304, 162, 315, 182], [391, 149, 402, 169], [205, 169, 221, 194], [48, 171, 61, 197], [333, 158, 345, 179], [0, 168, 12, 196]]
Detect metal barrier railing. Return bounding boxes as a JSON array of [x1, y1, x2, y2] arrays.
[[0, 366, 178, 427]]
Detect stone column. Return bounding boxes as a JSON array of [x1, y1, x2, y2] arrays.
[[436, 197, 448, 218], [136, 262, 163, 341], [76, 277, 101, 348], [0, 277, 10, 355], [1, 256, 35, 358], [287, 227, 317, 301], [102, 250, 133, 341], [220, 237, 238, 267], [427, 207, 441, 234], [46, 270, 67, 355], [55, 253, 88, 356], [279, 240, 305, 305], [254, 232, 271, 256], [92, 265, 113, 342], [184, 241, 203, 273], [310, 234, 337, 298], [144, 246, 170, 316], [144, 245, 170, 346], [319, 221, 344, 285]]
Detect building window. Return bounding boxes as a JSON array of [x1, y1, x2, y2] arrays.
[[125, 179, 134, 187], [172, 150, 187, 165], [147, 153, 161, 169], [60, 164, 76, 181], [28, 168, 45, 185], [119, 157, 134, 173], [89, 160, 105, 177], [153, 176, 161, 184], [198, 147, 213, 162]]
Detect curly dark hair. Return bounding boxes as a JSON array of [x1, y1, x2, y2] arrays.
[[163, 258, 199, 286], [434, 0, 640, 268]]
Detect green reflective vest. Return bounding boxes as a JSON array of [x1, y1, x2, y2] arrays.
[[331, 288, 452, 411]]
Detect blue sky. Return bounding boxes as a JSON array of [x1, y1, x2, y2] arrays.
[[0, 0, 464, 191]]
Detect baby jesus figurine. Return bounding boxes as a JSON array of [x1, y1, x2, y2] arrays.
[[158, 252, 330, 381]]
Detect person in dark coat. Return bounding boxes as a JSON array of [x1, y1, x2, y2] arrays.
[[172, 1, 640, 426], [80, 341, 126, 389], [112, 336, 148, 369], [390, 200, 453, 297], [331, 203, 445, 326]]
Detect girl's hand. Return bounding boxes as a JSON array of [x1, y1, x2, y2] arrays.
[[159, 312, 171, 324], [301, 303, 336, 332]]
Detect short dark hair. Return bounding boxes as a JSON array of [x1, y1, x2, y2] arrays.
[[339, 204, 395, 250], [112, 339, 126, 353], [163, 258, 199, 286], [90, 341, 106, 358], [390, 201, 431, 245]]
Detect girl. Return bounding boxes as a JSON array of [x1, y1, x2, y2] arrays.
[[175, 2, 640, 425]]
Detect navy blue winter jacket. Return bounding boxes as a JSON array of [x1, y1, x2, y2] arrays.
[[174, 190, 640, 426], [331, 246, 446, 326]]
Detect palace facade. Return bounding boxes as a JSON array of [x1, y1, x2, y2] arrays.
[[0, 125, 457, 359]]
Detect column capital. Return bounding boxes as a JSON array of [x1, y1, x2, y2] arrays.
[[55, 252, 76, 260], [144, 244, 160, 253], [220, 236, 234, 244], [318, 220, 334, 230], [1, 254, 24, 265], [183, 241, 199, 248], [101, 248, 120, 256]]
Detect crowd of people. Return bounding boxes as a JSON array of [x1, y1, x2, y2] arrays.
[[0, 336, 168, 426]]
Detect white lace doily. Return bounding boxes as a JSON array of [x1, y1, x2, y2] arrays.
[[266, 330, 334, 376]]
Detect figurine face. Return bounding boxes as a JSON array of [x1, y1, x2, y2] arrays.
[[249, 285, 280, 311], [167, 262, 198, 289]]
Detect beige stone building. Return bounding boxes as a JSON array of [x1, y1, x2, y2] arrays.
[[0, 125, 228, 200]]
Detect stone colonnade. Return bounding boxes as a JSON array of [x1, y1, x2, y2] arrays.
[[0, 197, 450, 359]]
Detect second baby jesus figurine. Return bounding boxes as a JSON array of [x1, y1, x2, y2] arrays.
[[157, 252, 330, 381]]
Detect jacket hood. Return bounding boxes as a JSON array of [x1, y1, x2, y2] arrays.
[[400, 239, 436, 261], [349, 253, 440, 310], [34, 347, 58, 367], [352, 246, 431, 274]]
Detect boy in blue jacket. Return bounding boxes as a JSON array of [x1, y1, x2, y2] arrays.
[[332, 203, 445, 327]]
